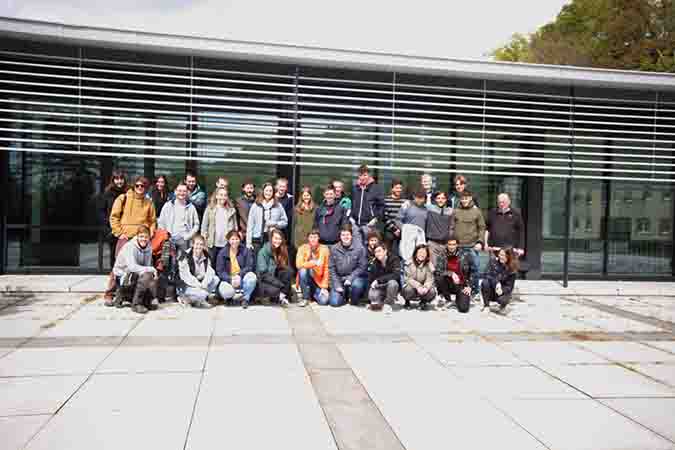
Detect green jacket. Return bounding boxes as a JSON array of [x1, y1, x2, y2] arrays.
[[293, 205, 316, 247], [256, 242, 277, 275], [453, 199, 486, 247]]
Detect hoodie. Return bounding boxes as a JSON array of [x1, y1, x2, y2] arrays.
[[113, 236, 155, 277], [109, 189, 157, 238], [350, 178, 385, 226], [453, 199, 486, 247], [158, 199, 200, 244]]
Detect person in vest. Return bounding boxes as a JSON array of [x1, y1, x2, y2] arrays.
[[426, 190, 455, 267], [314, 185, 347, 246], [104, 176, 156, 303], [434, 237, 473, 313], [185, 172, 207, 219], [176, 234, 218, 309], [402, 244, 437, 310], [111, 225, 159, 314], [216, 230, 258, 309], [328, 224, 368, 307], [293, 186, 316, 249], [158, 183, 200, 254], [482, 247, 519, 313], [236, 179, 256, 240], [257, 228, 294, 307], [296, 229, 330, 307], [99, 170, 128, 268], [149, 175, 170, 219], [367, 243, 401, 312], [201, 187, 238, 268], [247, 182, 288, 255], [454, 190, 486, 300]]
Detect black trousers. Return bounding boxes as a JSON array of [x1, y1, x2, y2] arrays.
[[259, 268, 294, 300], [481, 279, 511, 308], [436, 276, 470, 313]]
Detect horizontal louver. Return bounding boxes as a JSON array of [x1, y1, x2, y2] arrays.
[[1, 50, 674, 182]]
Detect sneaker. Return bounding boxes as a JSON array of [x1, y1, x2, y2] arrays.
[[404, 301, 412, 310], [383, 304, 393, 314], [298, 298, 308, 307], [177, 296, 190, 308], [132, 304, 148, 314], [206, 294, 219, 306], [242, 299, 249, 309], [148, 298, 160, 311], [473, 293, 482, 303], [118, 300, 131, 309], [419, 302, 429, 311], [193, 300, 213, 309], [481, 305, 491, 314], [435, 297, 446, 309], [104, 296, 116, 307], [258, 297, 271, 306], [279, 293, 289, 308]]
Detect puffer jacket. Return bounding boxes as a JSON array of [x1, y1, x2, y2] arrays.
[[328, 242, 367, 290], [109, 189, 157, 238], [404, 262, 435, 290], [453, 199, 486, 247]]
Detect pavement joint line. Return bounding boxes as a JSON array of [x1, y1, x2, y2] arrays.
[[562, 295, 675, 333], [595, 398, 675, 445]]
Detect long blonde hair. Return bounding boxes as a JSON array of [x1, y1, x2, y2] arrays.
[[295, 185, 315, 213], [208, 187, 233, 209]]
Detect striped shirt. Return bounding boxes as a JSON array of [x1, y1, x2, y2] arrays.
[[384, 195, 406, 223]]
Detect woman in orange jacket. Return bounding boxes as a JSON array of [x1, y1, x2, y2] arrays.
[[295, 229, 330, 307]]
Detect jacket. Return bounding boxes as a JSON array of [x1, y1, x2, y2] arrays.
[[314, 201, 346, 243], [484, 255, 517, 296], [293, 205, 316, 248], [398, 202, 428, 229], [404, 262, 435, 290], [201, 204, 238, 248], [350, 179, 385, 226], [434, 249, 473, 288], [215, 242, 255, 284], [486, 207, 525, 249], [295, 243, 330, 289], [426, 204, 455, 242], [246, 201, 288, 247], [158, 199, 200, 244], [98, 186, 126, 237], [337, 195, 352, 214], [278, 193, 294, 240], [235, 195, 255, 237], [109, 189, 157, 238], [188, 184, 208, 217], [177, 247, 217, 290], [368, 255, 401, 287], [453, 199, 486, 247], [450, 193, 479, 209], [328, 242, 367, 290], [256, 242, 289, 278], [149, 188, 169, 218], [112, 236, 155, 277]]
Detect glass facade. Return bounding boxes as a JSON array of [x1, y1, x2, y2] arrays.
[[0, 37, 673, 278]]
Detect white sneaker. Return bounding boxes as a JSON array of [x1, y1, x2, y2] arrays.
[[383, 304, 393, 314], [481, 305, 491, 314], [435, 296, 446, 309], [298, 298, 308, 307], [279, 293, 289, 308], [177, 296, 189, 308]]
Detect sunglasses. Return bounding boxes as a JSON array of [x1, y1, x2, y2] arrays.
[[135, 183, 146, 188]]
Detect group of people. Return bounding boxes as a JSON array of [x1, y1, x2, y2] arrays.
[[98, 164, 525, 314]]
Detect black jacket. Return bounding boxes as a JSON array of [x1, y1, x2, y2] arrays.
[[434, 249, 473, 288], [350, 181, 385, 226], [150, 188, 169, 219], [314, 201, 346, 243], [98, 187, 126, 238], [486, 208, 525, 249], [426, 205, 455, 242], [484, 255, 516, 296], [368, 255, 401, 287]]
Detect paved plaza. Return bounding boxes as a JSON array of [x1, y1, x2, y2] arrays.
[[1, 276, 675, 450]]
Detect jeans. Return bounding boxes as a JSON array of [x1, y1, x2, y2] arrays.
[[177, 277, 219, 304], [219, 272, 257, 302], [328, 276, 368, 307], [298, 269, 329, 304], [460, 247, 480, 296]]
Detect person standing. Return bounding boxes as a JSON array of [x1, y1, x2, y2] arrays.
[[246, 182, 288, 255], [236, 180, 256, 240], [453, 190, 486, 300], [419, 173, 437, 206], [367, 244, 401, 312], [98, 170, 128, 268], [383, 179, 405, 257], [293, 186, 316, 249], [275, 177, 294, 243], [314, 185, 346, 246], [398, 188, 429, 265], [328, 225, 368, 307], [216, 230, 258, 309], [426, 190, 455, 265], [105, 176, 156, 304], [450, 174, 479, 209], [201, 187, 238, 268], [332, 179, 352, 215], [149, 175, 170, 219], [401, 244, 437, 310], [296, 229, 330, 307], [158, 183, 200, 254], [185, 172, 207, 219], [485, 193, 525, 257], [434, 237, 473, 313], [257, 228, 294, 307], [481, 247, 519, 313], [350, 164, 385, 249]]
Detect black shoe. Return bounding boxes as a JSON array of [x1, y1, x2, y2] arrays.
[[132, 304, 148, 314], [419, 302, 429, 311], [404, 301, 412, 310], [206, 294, 219, 306], [242, 299, 249, 309], [147, 298, 160, 311]]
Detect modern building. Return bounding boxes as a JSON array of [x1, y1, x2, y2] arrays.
[[0, 17, 674, 279]]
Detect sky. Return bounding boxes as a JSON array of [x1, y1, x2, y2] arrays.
[[0, 0, 570, 60]]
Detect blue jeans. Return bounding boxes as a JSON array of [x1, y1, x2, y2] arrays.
[[298, 269, 328, 303], [461, 247, 480, 295], [218, 272, 257, 302], [328, 276, 368, 307], [177, 277, 219, 304]]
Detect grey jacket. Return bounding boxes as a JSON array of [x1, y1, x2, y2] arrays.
[[398, 202, 428, 229], [328, 242, 367, 290], [426, 204, 455, 242], [112, 236, 155, 277], [158, 199, 201, 245], [246, 201, 288, 247]]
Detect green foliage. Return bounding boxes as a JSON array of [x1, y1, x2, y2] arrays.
[[491, 0, 675, 72]]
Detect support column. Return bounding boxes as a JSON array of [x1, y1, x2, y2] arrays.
[[524, 176, 543, 279]]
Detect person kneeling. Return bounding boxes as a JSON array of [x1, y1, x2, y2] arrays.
[[176, 234, 218, 309], [401, 244, 436, 310], [328, 225, 368, 307], [296, 229, 330, 307], [112, 225, 159, 314], [434, 237, 472, 313], [481, 247, 518, 312], [257, 228, 294, 307], [216, 230, 257, 309], [367, 243, 401, 311]]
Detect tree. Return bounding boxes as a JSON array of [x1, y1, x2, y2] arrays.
[[491, 0, 675, 72]]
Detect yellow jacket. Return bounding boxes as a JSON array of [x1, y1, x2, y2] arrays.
[[295, 243, 330, 289], [109, 189, 157, 238]]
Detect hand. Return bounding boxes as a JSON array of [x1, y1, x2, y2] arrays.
[[335, 287, 344, 294], [496, 282, 503, 296], [371, 280, 379, 289], [319, 288, 329, 298], [416, 286, 425, 296], [514, 248, 524, 257], [451, 273, 460, 284], [394, 229, 401, 237], [462, 286, 471, 296], [120, 234, 128, 240], [247, 243, 254, 250], [344, 279, 352, 287], [474, 243, 482, 252], [420, 286, 428, 295], [232, 275, 241, 289], [367, 218, 377, 228]]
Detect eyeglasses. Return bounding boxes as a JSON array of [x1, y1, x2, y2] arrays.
[[135, 183, 145, 188]]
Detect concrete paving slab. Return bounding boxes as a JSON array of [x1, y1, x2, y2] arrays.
[[0, 347, 112, 377], [296, 342, 349, 371], [498, 341, 611, 365], [189, 344, 336, 450], [544, 364, 675, 398], [629, 364, 675, 388], [128, 317, 213, 339], [68, 276, 109, 293], [0, 275, 92, 293], [451, 366, 587, 400], [0, 415, 51, 450], [644, 341, 675, 354], [338, 342, 546, 450], [0, 375, 88, 416], [578, 341, 675, 363], [212, 306, 291, 336], [0, 320, 45, 339], [500, 399, 673, 450], [38, 318, 139, 338], [601, 398, 675, 443], [97, 346, 208, 374], [25, 372, 201, 450], [418, 340, 526, 367]]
